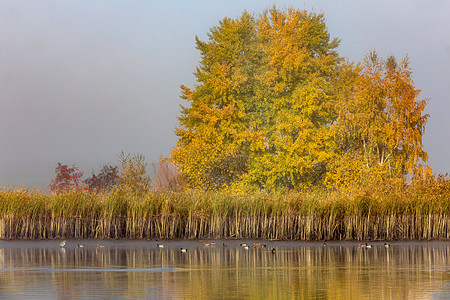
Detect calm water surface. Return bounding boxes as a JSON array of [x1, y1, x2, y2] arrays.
[[0, 240, 448, 299]]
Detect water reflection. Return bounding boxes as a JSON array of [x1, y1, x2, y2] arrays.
[[0, 241, 448, 299]]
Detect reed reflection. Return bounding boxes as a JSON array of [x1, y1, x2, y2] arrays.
[[0, 242, 448, 299]]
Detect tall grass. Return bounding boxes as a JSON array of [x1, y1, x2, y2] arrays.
[[0, 178, 448, 240]]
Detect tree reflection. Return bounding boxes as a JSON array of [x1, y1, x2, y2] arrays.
[[0, 243, 448, 299]]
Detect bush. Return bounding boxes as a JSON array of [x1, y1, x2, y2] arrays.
[[151, 156, 185, 192], [49, 163, 84, 193], [84, 165, 119, 193], [118, 152, 151, 194]]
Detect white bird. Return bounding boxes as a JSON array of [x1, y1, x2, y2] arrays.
[[157, 244, 164, 248], [59, 240, 67, 247], [180, 248, 187, 253]]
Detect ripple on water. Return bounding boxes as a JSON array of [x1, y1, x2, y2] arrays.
[[0, 267, 180, 273]]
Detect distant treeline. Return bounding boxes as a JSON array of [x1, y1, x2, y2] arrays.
[[1, 177, 448, 240]]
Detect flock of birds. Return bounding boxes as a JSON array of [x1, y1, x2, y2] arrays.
[[58, 240, 391, 252], [58, 240, 101, 248], [322, 242, 390, 248], [358, 242, 390, 248], [57, 240, 277, 253]]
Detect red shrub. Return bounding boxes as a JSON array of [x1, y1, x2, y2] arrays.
[[49, 163, 84, 193]]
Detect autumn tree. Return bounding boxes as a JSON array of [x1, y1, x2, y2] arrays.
[[172, 6, 341, 190], [172, 6, 430, 191], [84, 165, 119, 193], [328, 52, 430, 186], [49, 163, 84, 193]]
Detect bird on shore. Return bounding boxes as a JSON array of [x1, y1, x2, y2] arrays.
[[180, 248, 187, 253], [384, 243, 390, 248], [59, 240, 67, 248], [157, 244, 164, 248]]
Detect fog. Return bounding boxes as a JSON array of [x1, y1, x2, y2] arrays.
[[1, 1, 449, 189]]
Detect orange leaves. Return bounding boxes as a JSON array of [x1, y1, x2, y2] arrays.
[[329, 52, 430, 187]]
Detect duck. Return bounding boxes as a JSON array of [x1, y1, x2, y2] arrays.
[[365, 243, 372, 249], [180, 248, 187, 253], [97, 244, 104, 248], [323, 242, 327, 247], [271, 248, 276, 254], [244, 245, 249, 250], [222, 243, 228, 247], [384, 243, 390, 248], [240, 243, 247, 247], [59, 240, 67, 247], [157, 244, 164, 248], [203, 242, 210, 247], [359, 243, 366, 248], [77, 243, 85, 248]]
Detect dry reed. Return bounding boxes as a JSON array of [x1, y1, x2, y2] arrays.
[[0, 178, 448, 240]]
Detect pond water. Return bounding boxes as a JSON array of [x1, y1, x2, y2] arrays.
[[0, 240, 448, 299]]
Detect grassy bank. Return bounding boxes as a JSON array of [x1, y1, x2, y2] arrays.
[[0, 178, 449, 240]]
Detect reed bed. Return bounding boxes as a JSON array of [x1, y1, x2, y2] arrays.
[[0, 178, 449, 240]]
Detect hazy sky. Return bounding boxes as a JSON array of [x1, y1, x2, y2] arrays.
[[1, 1, 449, 189]]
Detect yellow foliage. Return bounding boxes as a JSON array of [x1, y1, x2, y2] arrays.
[[172, 8, 430, 191]]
